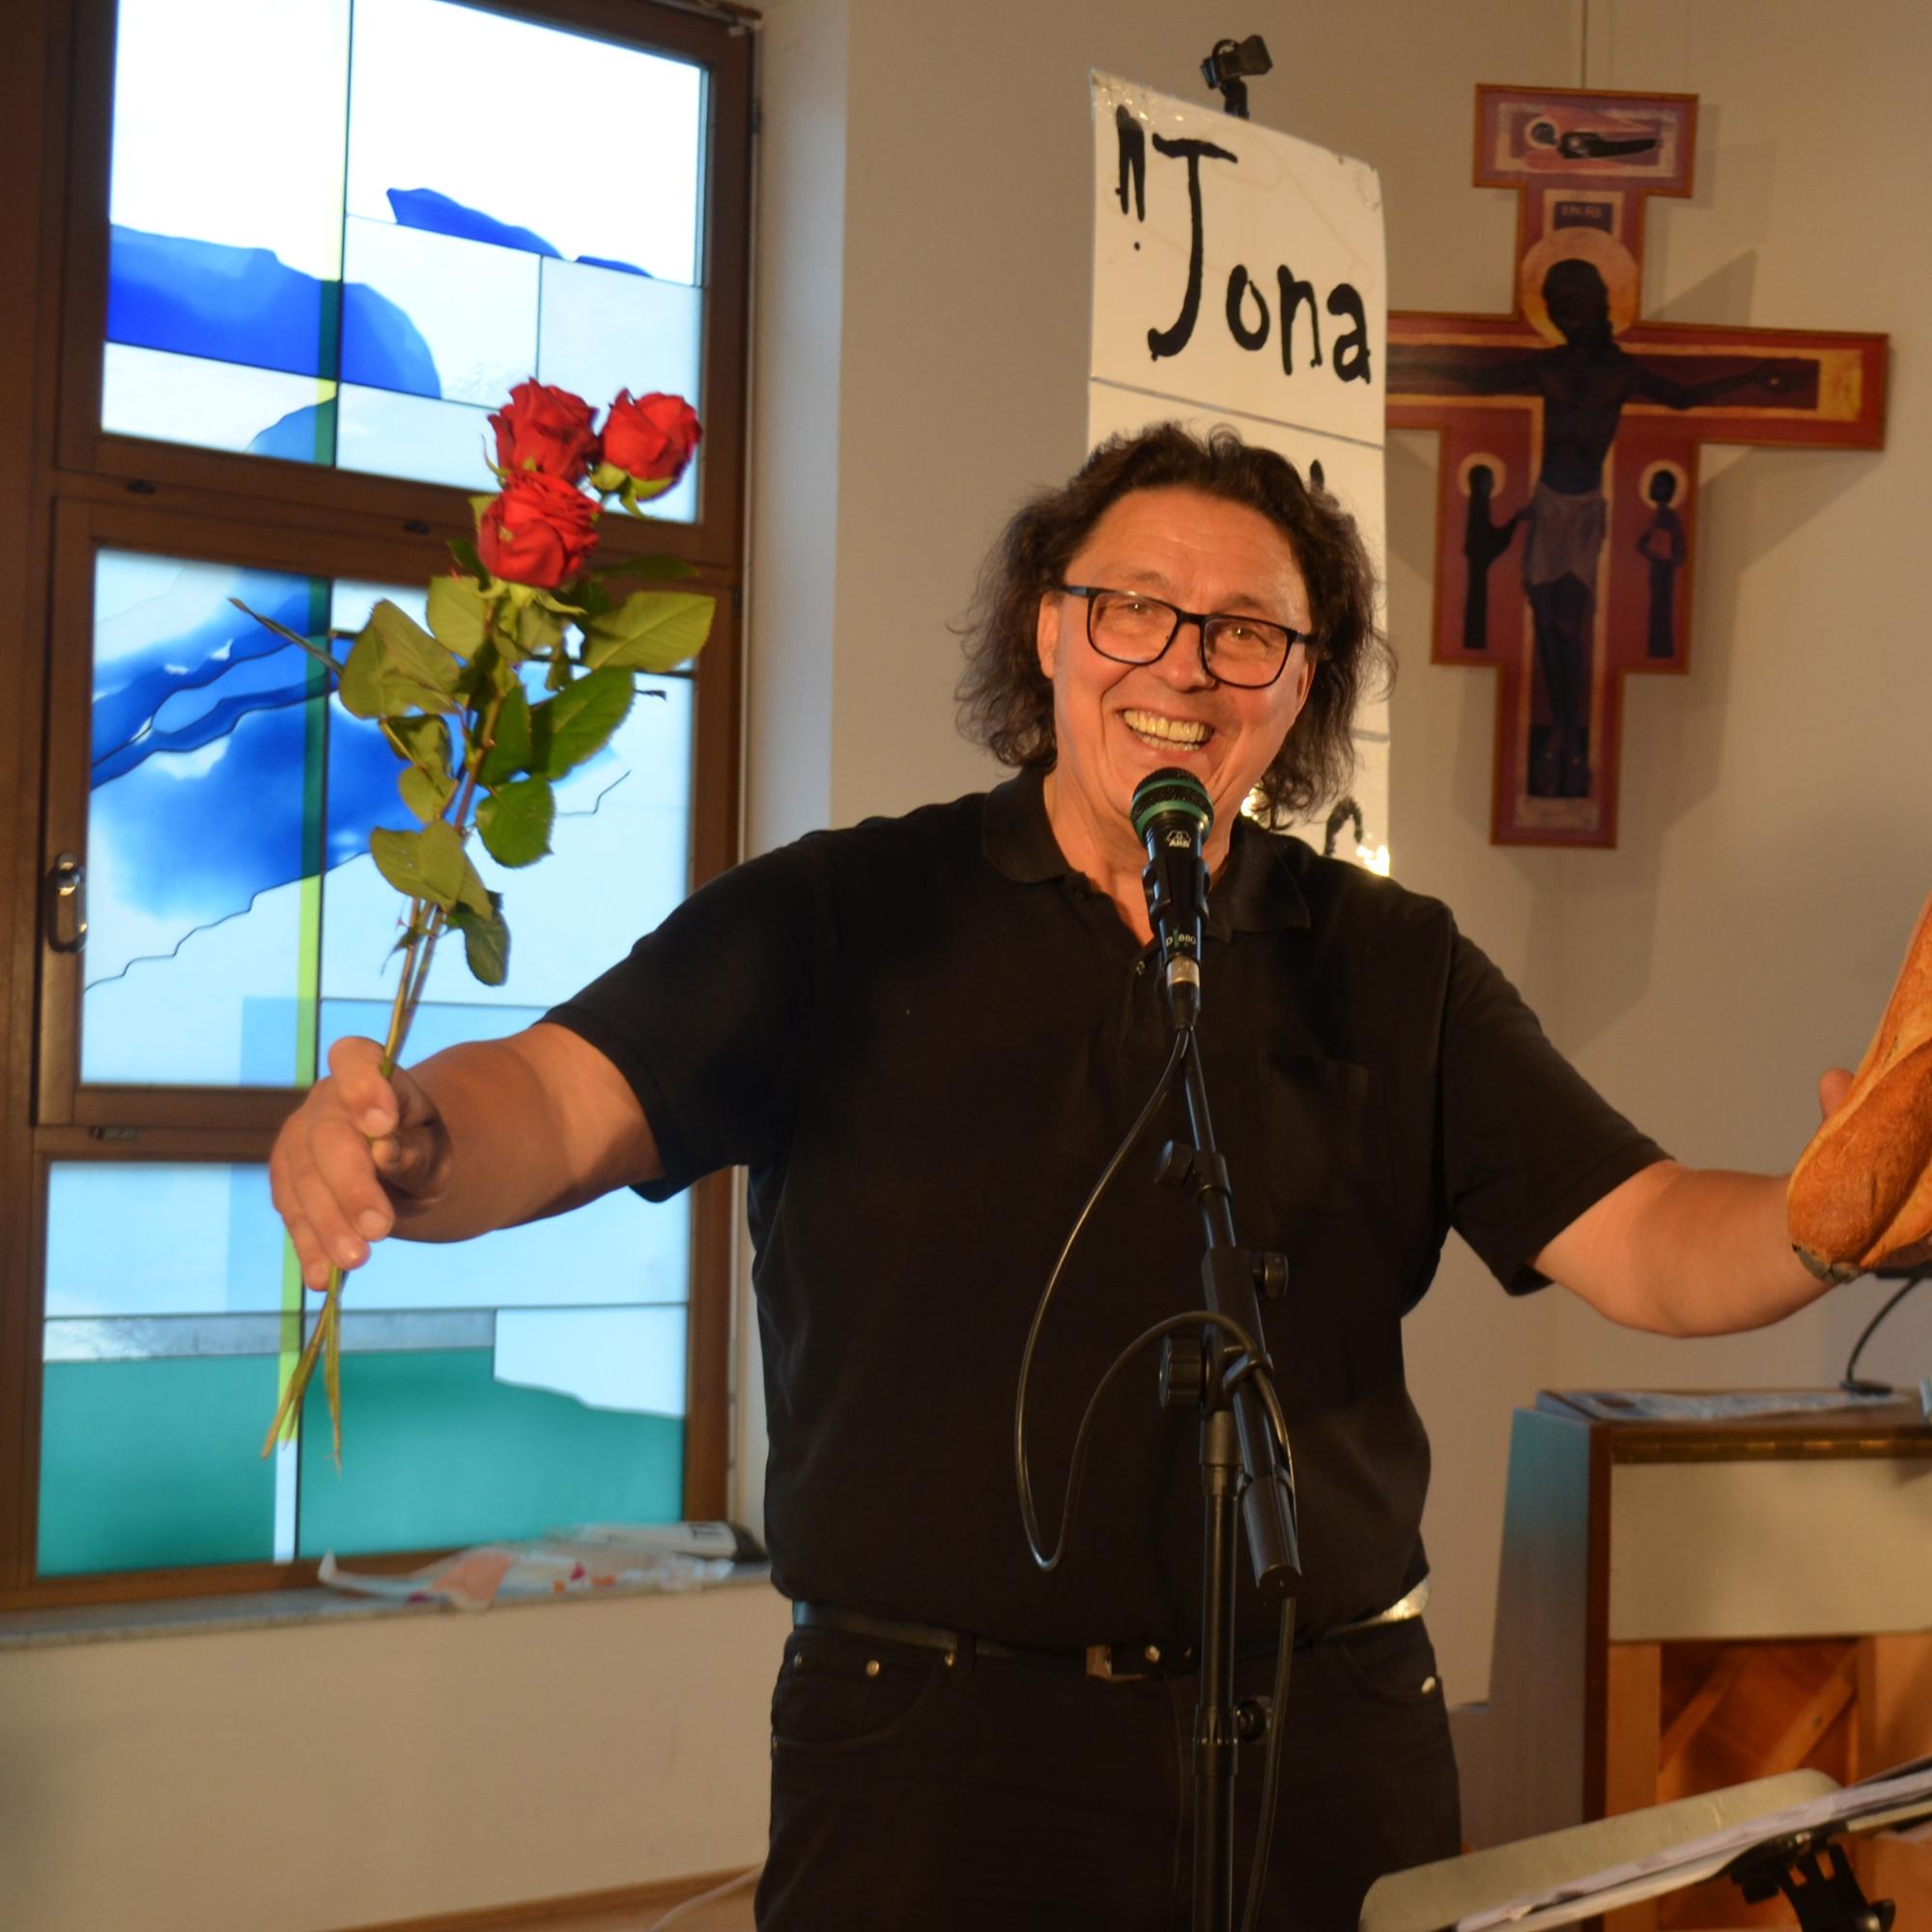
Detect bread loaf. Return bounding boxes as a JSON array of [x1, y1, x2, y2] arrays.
[[1787, 892, 1932, 1280]]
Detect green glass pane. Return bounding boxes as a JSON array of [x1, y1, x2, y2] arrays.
[[38, 1357, 279, 1576], [297, 1350, 682, 1557]]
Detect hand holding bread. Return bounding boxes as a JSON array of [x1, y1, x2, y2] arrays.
[[1787, 892, 1932, 1281]]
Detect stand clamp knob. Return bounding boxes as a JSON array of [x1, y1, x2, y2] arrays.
[[1159, 1335, 1205, 1410]]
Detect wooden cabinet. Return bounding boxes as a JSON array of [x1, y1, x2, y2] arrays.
[[1450, 1392, 1932, 1928]]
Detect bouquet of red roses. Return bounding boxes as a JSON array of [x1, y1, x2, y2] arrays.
[[240, 380, 710, 1463]]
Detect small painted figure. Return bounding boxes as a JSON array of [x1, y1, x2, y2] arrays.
[[1461, 464, 1521, 651], [1635, 469, 1686, 660]]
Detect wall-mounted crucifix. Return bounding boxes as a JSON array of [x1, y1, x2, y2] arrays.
[[1387, 86, 1889, 847]]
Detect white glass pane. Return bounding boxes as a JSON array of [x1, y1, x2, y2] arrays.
[[317, 669, 694, 1015], [496, 1306, 688, 1416], [330, 1187, 690, 1316], [341, 215, 539, 404], [102, 345, 337, 463], [346, 0, 704, 285], [536, 258, 701, 523], [110, 0, 352, 284], [335, 384, 494, 489], [44, 1165, 284, 1319]]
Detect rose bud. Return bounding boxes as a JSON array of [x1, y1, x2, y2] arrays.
[[489, 381, 600, 485], [476, 471, 599, 589], [601, 389, 702, 487]]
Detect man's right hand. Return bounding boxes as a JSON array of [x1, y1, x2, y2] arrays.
[[270, 1037, 452, 1291]]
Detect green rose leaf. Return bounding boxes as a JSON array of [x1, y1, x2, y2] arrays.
[[397, 765, 453, 825], [368, 821, 486, 915], [582, 590, 715, 673], [478, 684, 533, 783], [386, 713, 453, 779], [426, 575, 490, 658], [475, 776, 555, 868], [515, 599, 564, 657], [449, 894, 510, 988], [370, 826, 455, 911], [228, 599, 348, 677], [529, 665, 634, 778], [447, 536, 486, 582], [339, 601, 463, 718]]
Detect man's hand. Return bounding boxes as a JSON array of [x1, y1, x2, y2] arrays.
[[270, 1037, 452, 1291]]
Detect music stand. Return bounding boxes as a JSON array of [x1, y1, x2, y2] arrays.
[[1360, 1760, 1932, 1932]]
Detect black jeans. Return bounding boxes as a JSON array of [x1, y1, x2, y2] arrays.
[[757, 1617, 1461, 1929]]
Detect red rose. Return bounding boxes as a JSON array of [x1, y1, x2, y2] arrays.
[[602, 389, 702, 486], [489, 381, 600, 484], [477, 472, 599, 588]]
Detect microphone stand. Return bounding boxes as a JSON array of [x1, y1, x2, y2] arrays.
[[1136, 791, 1301, 1928], [1156, 1021, 1301, 1930]]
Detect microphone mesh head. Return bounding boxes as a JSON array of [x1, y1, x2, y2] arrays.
[[1130, 768, 1214, 841]]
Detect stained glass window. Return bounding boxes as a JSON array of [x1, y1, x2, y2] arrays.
[[52, 543, 697, 1575], [40, 1163, 688, 1576], [102, 0, 708, 519]]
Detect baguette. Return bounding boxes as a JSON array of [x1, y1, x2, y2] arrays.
[[1787, 891, 1932, 1280]]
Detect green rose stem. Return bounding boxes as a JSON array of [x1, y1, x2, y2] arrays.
[[260, 683, 506, 1466]]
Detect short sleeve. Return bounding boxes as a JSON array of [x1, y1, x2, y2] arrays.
[[1439, 927, 1668, 1293], [544, 840, 826, 1201]]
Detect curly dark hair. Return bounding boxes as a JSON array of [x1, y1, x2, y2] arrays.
[[956, 422, 1388, 821]]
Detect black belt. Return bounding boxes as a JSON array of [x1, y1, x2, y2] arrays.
[[792, 1601, 1205, 1681], [792, 1580, 1429, 1684]]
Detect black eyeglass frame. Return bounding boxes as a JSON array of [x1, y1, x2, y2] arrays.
[[1057, 583, 1319, 690]]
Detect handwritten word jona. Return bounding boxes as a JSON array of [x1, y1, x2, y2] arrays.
[[1116, 109, 1374, 384]]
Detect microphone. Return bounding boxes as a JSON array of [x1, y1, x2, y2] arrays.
[[1130, 768, 1213, 1030]]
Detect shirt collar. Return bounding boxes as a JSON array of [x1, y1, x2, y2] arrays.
[[981, 768, 1310, 935]]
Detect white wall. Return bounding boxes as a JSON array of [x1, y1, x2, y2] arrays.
[[745, 0, 1932, 1714], [0, 1581, 791, 1932]]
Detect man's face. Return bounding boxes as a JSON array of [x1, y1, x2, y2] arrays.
[[1034, 485, 1317, 845]]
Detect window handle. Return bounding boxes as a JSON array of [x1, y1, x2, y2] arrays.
[[46, 853, 87, 953]]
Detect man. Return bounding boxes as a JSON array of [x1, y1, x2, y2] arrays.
[[272, 424, 1875, 1929]]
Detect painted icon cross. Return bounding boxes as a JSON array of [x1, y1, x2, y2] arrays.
[[1388, 86, 1888, 847]]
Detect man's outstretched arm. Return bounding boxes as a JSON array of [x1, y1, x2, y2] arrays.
[[1536, 1069, 1923, 1336], [270, 1023, 661, 1292]]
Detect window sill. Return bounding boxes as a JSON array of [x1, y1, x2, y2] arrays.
[[0, 1557, 773, 1653]]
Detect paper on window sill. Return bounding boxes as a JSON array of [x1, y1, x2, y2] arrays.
[[319, 1535, 738, 1612]]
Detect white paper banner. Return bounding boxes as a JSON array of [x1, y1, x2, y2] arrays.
[[1089, 73, 1390, 871]]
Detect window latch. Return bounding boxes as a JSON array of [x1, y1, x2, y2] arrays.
[[46, 853, 87, 953]]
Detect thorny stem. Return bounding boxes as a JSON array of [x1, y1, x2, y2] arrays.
[[261, 643, 515, 1467]]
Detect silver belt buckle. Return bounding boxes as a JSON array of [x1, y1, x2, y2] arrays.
[[1331, 1575, 1431, 1637], [1085, 1641, 1154, 1682]]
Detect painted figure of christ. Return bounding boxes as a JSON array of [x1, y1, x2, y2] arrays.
[[1412, 258, 1804, 798]]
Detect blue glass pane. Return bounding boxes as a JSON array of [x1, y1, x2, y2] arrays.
[[297, 1350, 683, 1557], [39, 1358, 280, 1575], [341, 215, 537, 405], [44, 1164, 284, 1319], [323, 1185, 690, 1316], [40, 1160, 286, 1577], [334, 384, 494, 491], [537, 259, 702, 524], [84, 553, 327, 1087], [497, 1306, 687, 1413], [102, 346, 338, 466]]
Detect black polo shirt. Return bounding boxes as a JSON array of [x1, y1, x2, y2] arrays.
[[548, 770, 1664, 1646]]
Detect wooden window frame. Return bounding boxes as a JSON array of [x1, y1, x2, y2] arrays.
[[0, 0, 752, 1608]]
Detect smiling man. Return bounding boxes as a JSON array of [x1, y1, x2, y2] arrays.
[[270, 423, 1877, 1930]]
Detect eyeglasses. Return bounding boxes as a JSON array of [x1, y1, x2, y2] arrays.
[[1057, 584, 1316, 690]]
